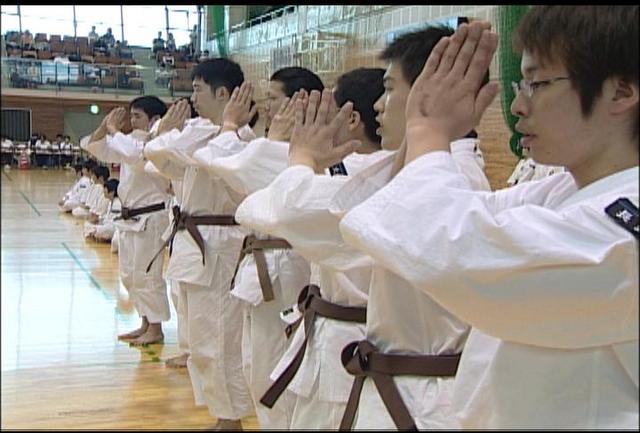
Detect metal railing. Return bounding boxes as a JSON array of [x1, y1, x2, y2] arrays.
[[1, 56, 194, 98]]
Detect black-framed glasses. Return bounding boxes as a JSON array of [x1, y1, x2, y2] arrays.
[[511, 77, 570, 98]]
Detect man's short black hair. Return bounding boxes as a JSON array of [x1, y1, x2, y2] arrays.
[[104, 178, 119, 196], [270, 66, 324, 97], [334, 68, 385, 146], [73, 164, 83, 174], [129, 96, 168, 119], [380, 25, 457, 86], [191, 58, 245, 96], [83, 159, 97, 171], [93, 165, 110, 182]]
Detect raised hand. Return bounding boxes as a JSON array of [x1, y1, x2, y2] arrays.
[[221, 81, 258, 132], [288, 88, 361, 173], [157, 99, 190, 135], [267, 90, 306, 142], [106, 107, 128, 135], [404, 21, 500, 164]]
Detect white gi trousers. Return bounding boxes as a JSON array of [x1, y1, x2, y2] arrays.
[[118, 211, 170, 323]]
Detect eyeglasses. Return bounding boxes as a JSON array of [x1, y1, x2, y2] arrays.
[[511, 77, 570, 98]]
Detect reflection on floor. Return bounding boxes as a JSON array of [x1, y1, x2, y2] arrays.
[[1, 168, 258, 429]]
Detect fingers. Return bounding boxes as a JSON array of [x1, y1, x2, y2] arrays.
[[326, 101, 353, 138], [450, 22, 485, 78], [278, 97, 291, 116], [465, 29, 498, 87], [305, 90, 321, 126], [418, 37, 449, 83], [329, 139, 361, 164], [294, 98, 305, 130], [475, 81, 500, 120], [314, 89, 333, 126], [248, 104, 258, 122], [284, 91, 299, 116], [238, 81, 253, 107], [437, 24, 468, 74], [230, 86, 240, 102]]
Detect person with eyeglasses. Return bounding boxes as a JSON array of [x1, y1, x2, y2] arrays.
[[336, 6, 638, 429]]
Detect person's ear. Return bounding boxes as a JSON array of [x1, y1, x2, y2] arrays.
[[348, 111, 361, 132], [609, 77, 639, 116], [215, 86, 230, 101]]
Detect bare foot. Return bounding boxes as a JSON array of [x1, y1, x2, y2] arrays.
[[118, 326, 148, 340], [205, 419, 243, 431], [130, 328, 164, 346], [165, 353, 189, 368]]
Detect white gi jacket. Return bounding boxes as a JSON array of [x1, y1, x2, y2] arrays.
[[144, 118, 248, 286], [83, 130, 170, 233], [507, 156, 566, 186], [235, 149, 392, 403], [339, 149, 639, 429], [194, 134, 310, 306], [63, 175, 91, 203]]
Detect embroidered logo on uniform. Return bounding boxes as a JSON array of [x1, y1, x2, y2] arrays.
[[605, 198, 639, 239]]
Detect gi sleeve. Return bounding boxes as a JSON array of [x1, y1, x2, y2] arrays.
[[339, 151, 638, 349]]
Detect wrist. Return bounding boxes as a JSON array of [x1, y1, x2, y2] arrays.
[[222, 121, 239, 131], [404, 123, 451, 165], [289, 149, 318, 172]]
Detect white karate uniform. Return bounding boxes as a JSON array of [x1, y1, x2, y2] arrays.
[[235, 149, 392, 429], [339, 149, 639, 429], [193, 134, 312, 429], [144, 119, 254, 420], [507, 156, 566, 186], [83, 130, 171, 323], [83, 196, 121, 240], [238, 139, 489, 429], [60, 175, 92, 212], [72, 183, 103, 219]]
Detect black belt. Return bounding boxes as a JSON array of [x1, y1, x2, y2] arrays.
[[339, 340, 461, 431], [145, 205, 238, 273], [229, 234, 292, 302], [260, 284, 366, 408], [116, 201, 166, 220]]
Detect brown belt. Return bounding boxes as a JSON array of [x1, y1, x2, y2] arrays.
[[116, 201, 166, 220], [339, 340, 461, 431], [260, 284, 366, 408], [229, 234, 292, 302], [145, 205, 238, 273]]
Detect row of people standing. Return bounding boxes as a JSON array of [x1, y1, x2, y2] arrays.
[[79, 5, 638, 430]]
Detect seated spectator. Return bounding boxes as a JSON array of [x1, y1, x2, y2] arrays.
[[100, 28, 115, 49], [88, 26, 99, 45], [166, 32, 176, 52], [111, 40, 122, 57], [34, 134, 51, 169], [21, 30, 33, 50], [1, 136, 14, 167], [152, 31, 165, 54], [60, 135, 73, 168]]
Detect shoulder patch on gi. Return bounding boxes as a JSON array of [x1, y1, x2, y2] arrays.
[[605, 198, 639, 239], [329, 162, 348, 176]]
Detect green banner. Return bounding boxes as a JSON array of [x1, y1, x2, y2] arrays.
[[498, 5, 530, 158]]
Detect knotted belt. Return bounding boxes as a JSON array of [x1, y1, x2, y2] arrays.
[[116, 201, 166, 220], [229, 234, 292, 302], [339, 340, 461, 431], [260, 284, 366, 408], [145, 205, 238, 273]]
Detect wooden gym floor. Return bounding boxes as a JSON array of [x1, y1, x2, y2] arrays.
[[1, 168, 259, 429]]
